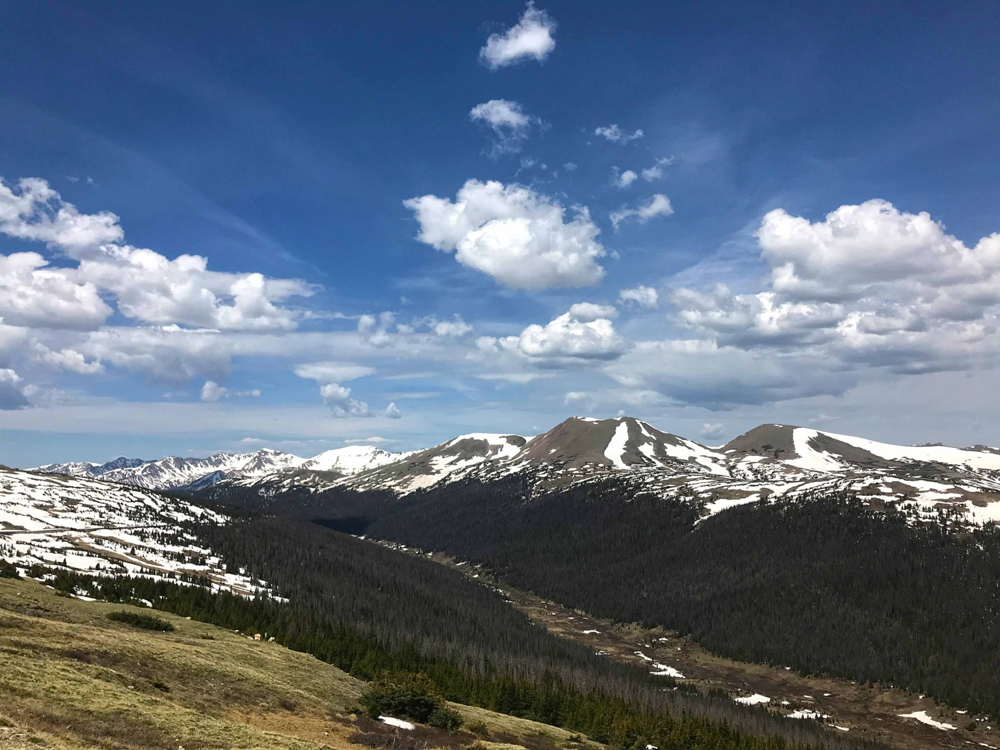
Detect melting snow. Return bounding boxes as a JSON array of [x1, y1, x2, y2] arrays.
[[735, 694, 771, 705], [787, 429, 844, 473], [605, 421, 630, 470], [379, 717, 414, 730], [898, 711, 956, 731]]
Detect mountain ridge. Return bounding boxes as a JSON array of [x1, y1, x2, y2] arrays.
[[32, 416, 1000, 526]]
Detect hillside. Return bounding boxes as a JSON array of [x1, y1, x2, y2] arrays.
[[0, 576, 592, 750], [0, 465, 263, 595]]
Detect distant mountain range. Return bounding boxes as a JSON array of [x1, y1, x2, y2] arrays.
[[33, 417, 1000, 526]]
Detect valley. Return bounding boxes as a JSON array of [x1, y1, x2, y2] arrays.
[[407, 546, 999, 750]]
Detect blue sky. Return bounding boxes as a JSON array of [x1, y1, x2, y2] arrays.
[[2, 0, 1000, 466]]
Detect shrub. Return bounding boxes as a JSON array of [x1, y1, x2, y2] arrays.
[[467, 720, 489, 737], [0, 560, 19, 579], [106, 610, 175, 631], [360, 671, 461, 729], [427, 706, 462, 730]]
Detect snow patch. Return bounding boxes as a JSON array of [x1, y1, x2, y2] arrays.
[[898, 711, 956, 731]]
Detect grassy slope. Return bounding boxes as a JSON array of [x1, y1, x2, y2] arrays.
[[0, 577, 596, 750]]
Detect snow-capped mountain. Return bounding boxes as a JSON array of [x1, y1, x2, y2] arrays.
[[34, 445, 415, 492], [0, 465, 266, 596], [32, 417, 1000, 527], [35, 456, 150, 479], [95, 449, 307, 490], [212, 417, 1000, 527]]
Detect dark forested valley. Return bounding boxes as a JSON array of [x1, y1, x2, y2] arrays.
[[220, 476, 1000, 719]]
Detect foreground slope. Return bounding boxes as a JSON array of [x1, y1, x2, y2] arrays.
[[0, 576, 587, 750]]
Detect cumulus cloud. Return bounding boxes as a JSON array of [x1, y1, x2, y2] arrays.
[[659, 199, 1000, 405], [0, 368, 29, 410], [34, 344, 104, 374], [619, 286, 658, 309], [610, 194, 674, 229], [319, 382, 371, 418], [567, 302, 618, 321], [0, 251, 112, 330], [478, 305, 628, 365], [613, 168, 638, 189], [480, 3, 556, 70], [201, 380, 229, 402], [469, 99, 543, 157], [0, 177, 123, 250], [384, 402, 402, 419], [594, 124, 643, 144], [80, 327, 233, 382], [404, 179, 606, 289], [0, 176, 316, 333]]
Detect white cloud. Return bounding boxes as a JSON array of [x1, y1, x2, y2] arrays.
[[613, 168, 638, 189], [568, 302, 618, 321], [384, 402, 402, 419], [319, 382, 370, 418], [34, 345, 104, 375], [657, 199, 1000, 405], [486, 305, 627, 362], [0, 251, 112, 330], [641, 156, 674, 182], [469, 100, 543, 157], [345, 436, 391, 444], [80, 327, 233, 382], [480, 2, 556, 70], [201, 380, 229, 402], [594, 124, 643, 144], [293, 362, 376, 383], [0, 177, 123, 250], [0, 176, 317, 333], [563, 162, 578, 171], [610, 194, 674, 229], [405, 179, 606, 289], [619, 286, 659, 309]]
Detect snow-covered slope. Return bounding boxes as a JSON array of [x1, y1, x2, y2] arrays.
[[0, 466, 267, 596], [348, 433, 529, 493], [300, 445, 413, 474]]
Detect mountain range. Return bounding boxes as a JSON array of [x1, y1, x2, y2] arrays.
[[34, 416, 1000, 526]]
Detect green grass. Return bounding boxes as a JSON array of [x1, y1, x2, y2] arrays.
[[0, 577, 600, 750]]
